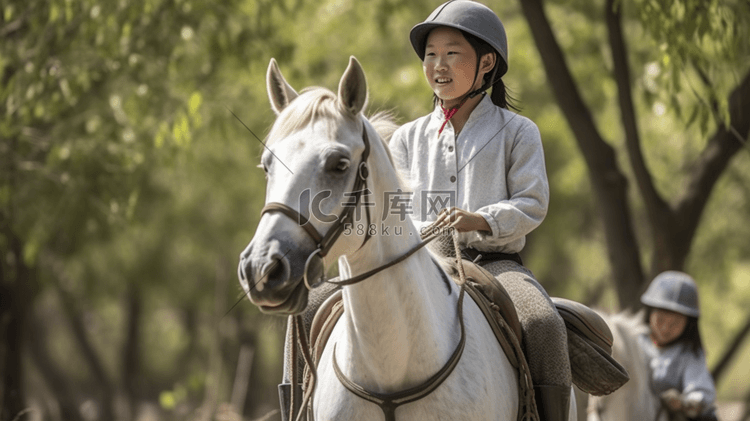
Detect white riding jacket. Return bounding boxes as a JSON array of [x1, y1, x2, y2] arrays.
[[389, 94, 549, 254]]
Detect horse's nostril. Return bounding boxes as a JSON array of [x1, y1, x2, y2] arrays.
[[262, 258, 285, 284], [246, 256, 288, 293]]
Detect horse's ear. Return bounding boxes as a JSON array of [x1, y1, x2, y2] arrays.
[[266, 58, 298, 115], [338, 56, 368, 116]]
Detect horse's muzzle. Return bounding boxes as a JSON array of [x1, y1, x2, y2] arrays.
[[238, 243, 309, 314]]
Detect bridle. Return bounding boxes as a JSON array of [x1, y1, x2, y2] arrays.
[[260, 122, 373, 290], [259, 121, 468, 421]]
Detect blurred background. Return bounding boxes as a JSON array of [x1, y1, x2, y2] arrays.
[[1, 0, 749, 420]]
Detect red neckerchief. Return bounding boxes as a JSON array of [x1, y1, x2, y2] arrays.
[[437, 96, 470, 137]]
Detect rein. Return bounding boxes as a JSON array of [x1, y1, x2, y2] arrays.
[[326, 232, 439, 286]]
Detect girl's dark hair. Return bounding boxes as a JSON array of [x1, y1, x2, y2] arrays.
[[644, 307, 704, 356], [430, 29, 519, 111]]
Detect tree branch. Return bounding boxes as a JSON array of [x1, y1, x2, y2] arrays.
[[42, 254, 116, 421], [674, 70, 750, 257], [0, 8, 30, 38], [711, 311, 750, 384], [519, 0, 646, 308], [27, 311, 85, 421], [605, 0, 670, 229]]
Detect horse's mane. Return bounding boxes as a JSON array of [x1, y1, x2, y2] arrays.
[[265, 86, 408, 191], [613, 310, 648, 333], [369, 110, 399, 144], [267, 87, 399, 152], [608, 310, 650, 359]]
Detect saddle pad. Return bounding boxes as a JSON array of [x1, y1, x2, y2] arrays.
[[551, 297, 613, 355], [308, 289, 345, 375], [440, 256, 524, 344], [567, 330, 629, 396]]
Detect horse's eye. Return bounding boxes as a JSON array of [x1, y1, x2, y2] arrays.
[[257, 163, 268, 176], [335, 159, 350, 173]]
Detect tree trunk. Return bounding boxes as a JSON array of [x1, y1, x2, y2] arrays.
[[27, 312, 84, 421], [230, 344, 255, 417], [0, 228, 36, 421], [519, 0, 646, 309], [521, 0, 750, 309], [0, 277, 26, 421], [663, 70, 750, 276], [120, 285, 142, 421], [45, 256, 116, 421]]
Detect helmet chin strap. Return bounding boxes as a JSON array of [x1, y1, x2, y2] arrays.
[[468, 61, 500, 99], [437, 58, 498, 136]]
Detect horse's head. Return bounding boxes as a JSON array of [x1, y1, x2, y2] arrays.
[[238, 57, 383, 314]]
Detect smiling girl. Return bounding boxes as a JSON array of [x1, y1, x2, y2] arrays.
[[389, 1, 572, 419]]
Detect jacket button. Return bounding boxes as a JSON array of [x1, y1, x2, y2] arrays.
[[450, 175, 456, 183], [448, 145, 454, 152]]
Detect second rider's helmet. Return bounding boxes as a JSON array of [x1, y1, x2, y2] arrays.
[[640, 271, 700, 318]]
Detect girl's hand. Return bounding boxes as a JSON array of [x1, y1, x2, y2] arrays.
[[435, 207, 491, 233], [660, 389, 683, 412], [683, 396, 704, 418]]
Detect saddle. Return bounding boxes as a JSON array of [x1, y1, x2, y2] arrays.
[[440, 257, 629, 397], [553, 297, 630, 396], [304, 259, 527, 373]]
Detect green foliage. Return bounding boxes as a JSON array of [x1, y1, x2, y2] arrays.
[[1, 0, 277, 415], [631, 0, 750, 134]]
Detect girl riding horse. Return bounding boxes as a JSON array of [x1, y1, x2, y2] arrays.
[[390, 1, 571, 419]]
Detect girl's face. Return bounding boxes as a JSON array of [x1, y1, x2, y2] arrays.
[[649, 309, 688, 347], [423, 27, 494, 108]]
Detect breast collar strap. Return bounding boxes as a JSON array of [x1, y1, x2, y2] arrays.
[[331, 284, 468, 421]]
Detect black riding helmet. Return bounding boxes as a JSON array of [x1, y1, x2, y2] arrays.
[[410, 0, 509, 98]]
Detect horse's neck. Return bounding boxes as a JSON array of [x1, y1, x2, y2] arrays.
[[337, 223, 460, 392], [602, 313, 662, 420]]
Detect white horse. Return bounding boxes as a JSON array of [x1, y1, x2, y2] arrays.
[[238, 57, 576, 420], [587, 311, 666, 421]]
